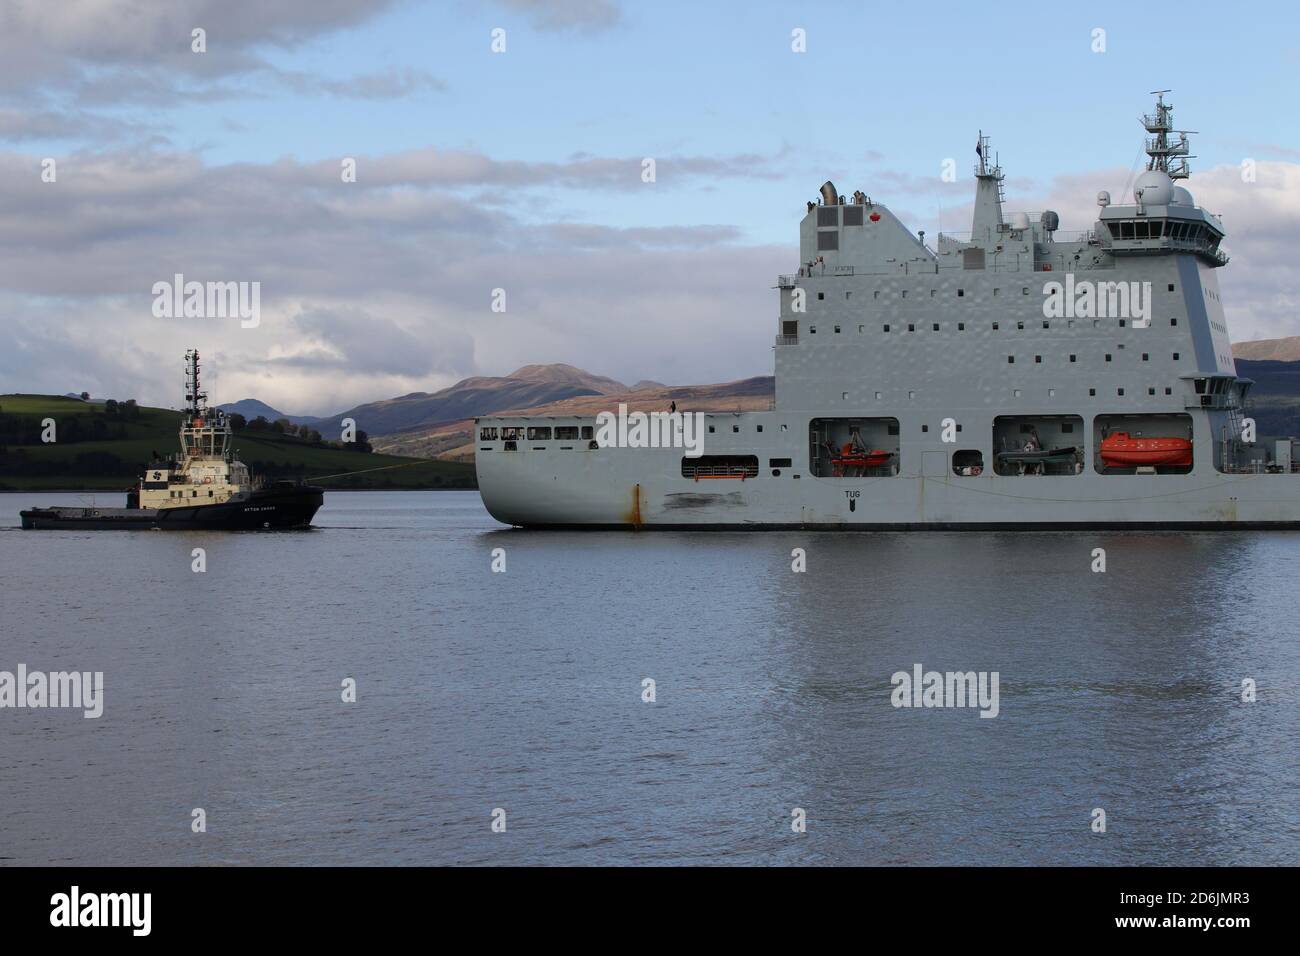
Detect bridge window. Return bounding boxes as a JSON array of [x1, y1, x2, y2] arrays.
[[479, 427, 498, 440], [526, 427, 551, 440]]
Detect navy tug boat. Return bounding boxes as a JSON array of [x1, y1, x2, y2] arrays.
[[20, 350, 324, 530]]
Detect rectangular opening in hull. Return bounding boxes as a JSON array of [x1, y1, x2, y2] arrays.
[[1094, 413, 1193, 474], [681, 455, 759, 480], [993, 415, 1084, 476], [809, 418, 899, 477]]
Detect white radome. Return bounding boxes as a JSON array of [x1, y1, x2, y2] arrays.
[[1133, 169, 1174, 206], [1171, 185, 1194, 206]]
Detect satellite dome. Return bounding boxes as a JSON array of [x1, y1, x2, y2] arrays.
[[1171, 186, 1194, 206], [1134, 170, 1174, 207], [1097, 190, 1111, 207], [1009, 211, 1030, 231]]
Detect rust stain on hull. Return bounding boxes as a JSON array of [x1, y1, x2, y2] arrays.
[[628, 482, 642, 528]]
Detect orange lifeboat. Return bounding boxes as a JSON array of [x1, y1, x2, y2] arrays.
[[1100, 432, 1192, 468], [829, 442, 893, 476]]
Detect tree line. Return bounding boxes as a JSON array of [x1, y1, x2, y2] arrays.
[[227, 414, 372, 453]]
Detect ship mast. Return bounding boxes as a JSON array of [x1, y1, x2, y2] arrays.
[[179, 349, 229, 461], [970, 130, 1005, 241], [184, 349, 206, 417], [1142, 90, 1195, 179]]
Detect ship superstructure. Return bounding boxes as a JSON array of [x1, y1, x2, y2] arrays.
[[134, 350, 252, 510], [475, 95, 1300, 529]]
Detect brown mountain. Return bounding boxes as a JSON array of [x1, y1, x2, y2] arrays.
[[372, 375, 775, 460], [1233, 336, 1300, 362], [312, 364, 628, 437]]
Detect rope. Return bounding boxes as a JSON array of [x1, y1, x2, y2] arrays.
[[305, 460, 434, 482]]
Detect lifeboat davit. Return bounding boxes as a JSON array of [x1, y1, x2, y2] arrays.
[[1100, 432, 1192, 468]]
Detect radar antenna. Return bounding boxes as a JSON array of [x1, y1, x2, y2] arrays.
[[1141, 90, 1195, 179]]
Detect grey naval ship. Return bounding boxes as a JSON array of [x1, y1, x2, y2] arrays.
[[476, 94, 1300, 530], [20, 351, 323, 530]]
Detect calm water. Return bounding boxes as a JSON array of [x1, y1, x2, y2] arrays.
[[0, 490, 1296, 866]]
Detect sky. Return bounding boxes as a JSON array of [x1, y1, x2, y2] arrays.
[[1, 0, 1298, 414]]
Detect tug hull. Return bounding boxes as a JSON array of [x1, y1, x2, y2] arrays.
[[20, 484, 324, 530]]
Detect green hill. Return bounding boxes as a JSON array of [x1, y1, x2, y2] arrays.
[[0, 394, 476, 491]]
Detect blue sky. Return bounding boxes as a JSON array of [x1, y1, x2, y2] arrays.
[[135, 1, 1300, 240], [2, 0, 1298, 413]]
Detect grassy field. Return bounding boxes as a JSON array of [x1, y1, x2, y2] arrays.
[[0, 394, 476, 491]]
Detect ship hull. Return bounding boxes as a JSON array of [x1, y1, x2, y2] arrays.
[[474, 420, 1300, 530], [20, 484, 324, 530]]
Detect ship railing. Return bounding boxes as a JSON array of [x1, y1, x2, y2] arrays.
[[682, 462, 759, 480], [775, 334, 798, 346], [1145, 136, 1190, 156], [1103, 235, 1229, 266], [781, 266, 855, 283], [1186, 394, 1241, 411]]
